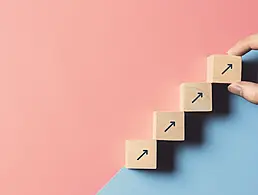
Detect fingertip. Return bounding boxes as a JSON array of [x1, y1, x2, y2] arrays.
[[227, 45, 242, 56], [227, 83, 242, 96], [227, 49, 246, 56], [227, 48, 234, 55], [227, 46, 245, 56], [227, 34, 258, 56], [228, 81, 258, 105]]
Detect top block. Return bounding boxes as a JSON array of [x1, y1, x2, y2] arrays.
[[207, 54, 242, 83]]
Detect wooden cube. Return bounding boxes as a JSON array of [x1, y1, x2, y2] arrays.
[[207, 54, 242, 83], [125, 140, 157, 169], [180, 82, 212, 112], [153, 111, 184, 141]]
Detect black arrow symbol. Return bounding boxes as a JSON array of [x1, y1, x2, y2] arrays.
[[164, 121, 176, 132], [137, 150, 148, 160], [192, 92, 203, 103], [221, 64, 233, 75]]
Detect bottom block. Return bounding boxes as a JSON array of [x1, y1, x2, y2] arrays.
[[125, 140, 157, 169]]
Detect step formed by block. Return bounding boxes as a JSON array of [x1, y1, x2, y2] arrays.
[[180, 82, 212, 112], [207, 54, 242, 83], [153, 111, 184, 141], [125, 140, 157, 169]]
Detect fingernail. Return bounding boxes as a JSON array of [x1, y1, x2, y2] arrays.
[[228, 84, 242, 96]]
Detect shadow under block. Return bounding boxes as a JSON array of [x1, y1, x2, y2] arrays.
[[125, 140, 157, 169], [153, 111, 184, 141], [207, 54, 242, 83], [180, 82, 212, 112]]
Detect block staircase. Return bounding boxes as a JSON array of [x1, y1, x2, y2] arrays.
[[125, 54, 242, 169]]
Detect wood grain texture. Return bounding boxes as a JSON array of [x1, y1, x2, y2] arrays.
[[180, 82, 212, 112], [153, 111, 184, 141], [207, 55, 242, 83], [125, 140, 157, 169]]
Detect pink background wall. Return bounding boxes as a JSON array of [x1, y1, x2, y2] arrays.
[[0, 0, 257, 194]]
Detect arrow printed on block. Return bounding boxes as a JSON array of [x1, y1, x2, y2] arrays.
[[192, 92, 203, 103], [221, 64, 233, 75], [137, 150, 148, 160], [164, 121, 176, 132]]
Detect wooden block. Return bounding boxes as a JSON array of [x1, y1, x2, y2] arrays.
[[125, 140, 157, 169], [207, 54, 242, 83], [180, 82, 212, 112], [153, 111, 184, 141]]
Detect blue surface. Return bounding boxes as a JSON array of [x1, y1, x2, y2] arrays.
[[98, 51, 258, 195]]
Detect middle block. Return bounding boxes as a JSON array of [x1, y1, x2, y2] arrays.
[[180, 82, 212, 112], [153, 111, 184, 141]]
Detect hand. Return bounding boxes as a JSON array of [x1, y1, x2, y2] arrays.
[[227, 34, 258, 104]]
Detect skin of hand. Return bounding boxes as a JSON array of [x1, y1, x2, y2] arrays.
[[227, 33, 258, 105]]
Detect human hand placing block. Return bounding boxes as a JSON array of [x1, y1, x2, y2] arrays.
[[153, 111, 184, 141], [207, 54, 242, 83], [180, 82, 212, 112], [125, 140, 157, 169]]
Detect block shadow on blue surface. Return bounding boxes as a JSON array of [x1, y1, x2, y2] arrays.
[[146, 53, 258, 173], [154, 83, 230, 172], [98, 51, 258, 195]]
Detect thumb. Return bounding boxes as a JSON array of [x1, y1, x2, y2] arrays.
[[228, 81, 258, 104]]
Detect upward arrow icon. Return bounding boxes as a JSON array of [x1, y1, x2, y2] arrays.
[[164, 121, 176, 132], [192, 92, 203, 103], [137, 150, 148, 160], [221, 64, 233, 75]]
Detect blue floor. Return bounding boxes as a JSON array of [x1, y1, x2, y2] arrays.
[[98, 51, 258, 195]]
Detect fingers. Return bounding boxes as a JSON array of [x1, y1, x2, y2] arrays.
[[227, 34, 258, 56], [228, 81, 258, 104], [227, 33, 258, 105]]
